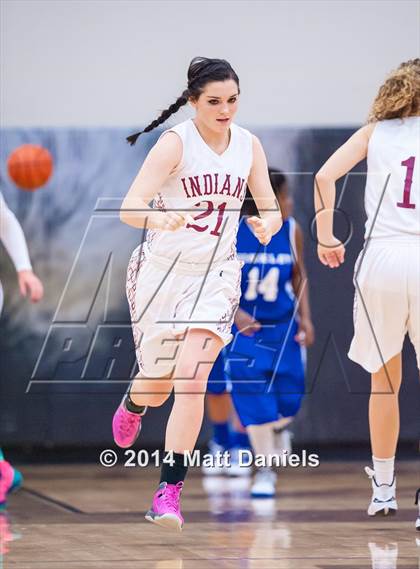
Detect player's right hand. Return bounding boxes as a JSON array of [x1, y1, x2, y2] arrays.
[[18, 270, 44, 303], [246, 216, 273, 245], [159, 212, 194, 231], [317, 237, 345, 268], [234, 308, 262, 337]]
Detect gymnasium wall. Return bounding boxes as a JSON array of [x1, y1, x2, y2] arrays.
[[1, 0, 419, 128], [0, 127, 419, 448]]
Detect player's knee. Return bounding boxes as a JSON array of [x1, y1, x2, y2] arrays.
[[371, 370, 401, 395], [174, 389, 207, 407], [277, 393, 303, 418], [175, 362, 210, 388], [174, 372, 208, 398]]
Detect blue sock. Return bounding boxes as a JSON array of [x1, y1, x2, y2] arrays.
[[0, 448, 4, 461], [231, 431, 250, 449], [213, 422, 231, 449]]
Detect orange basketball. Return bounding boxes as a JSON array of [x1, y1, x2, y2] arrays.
[[7, 144, 53, 191]]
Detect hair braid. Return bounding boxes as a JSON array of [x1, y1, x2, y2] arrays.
[[126, 90, 189, 146]]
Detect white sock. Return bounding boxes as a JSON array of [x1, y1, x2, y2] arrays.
[[247, 423, 276, 460], [372, 456, 395, 486]]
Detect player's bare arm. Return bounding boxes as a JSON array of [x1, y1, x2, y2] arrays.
[[247, 135, 283, 245], [120, 132, 192, 231], [292, 222, 314, 346], [314, 123, 375, 268]]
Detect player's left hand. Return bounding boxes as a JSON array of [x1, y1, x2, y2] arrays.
[[17, 270, 44, 303], [246, 216, 272, 245], [317, 237, 345, 268], [234, 307, 261, 337], [294, 318, 315, 347]]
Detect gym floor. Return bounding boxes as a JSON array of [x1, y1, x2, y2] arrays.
[[2, 461, 419, 568]]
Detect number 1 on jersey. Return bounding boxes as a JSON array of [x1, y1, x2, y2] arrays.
[[397, 156, 416, 209]]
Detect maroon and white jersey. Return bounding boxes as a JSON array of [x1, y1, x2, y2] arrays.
[[365, 116, 419, 240], [146, 118, 253, 264]]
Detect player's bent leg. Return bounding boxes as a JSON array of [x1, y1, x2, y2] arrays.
[[146, 328, 224, 531], [366, 353, 401, 516], [228, 409, 252, 478], [273, 342, 306, 457], [247, 422, 278, 498], [369, 353, 402, 458], [273, 390, 303, 456], [273, 417, 293, 430], [204, 392, 232, 476], [273, 419, 294, 456], [112, 372, 173, 449], [273, 388, 304, 457], [206, 392, 232, 424], [130, 373, 174, 408], [407, 239, 420, 378], [166, 328, 224, 453]]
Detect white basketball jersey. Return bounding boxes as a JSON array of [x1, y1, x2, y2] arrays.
[[145, 118, 253, 264], [365, 116, 420, 239]]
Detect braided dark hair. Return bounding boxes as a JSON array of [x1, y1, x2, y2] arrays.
[[126, 56, 240, 146]]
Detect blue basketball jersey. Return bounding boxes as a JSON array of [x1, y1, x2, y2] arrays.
[[236, 216, 297, 322]]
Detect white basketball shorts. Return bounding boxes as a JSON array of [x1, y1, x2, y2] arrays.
[[126, 244, 242, 378], [348, 238, 420, 373]]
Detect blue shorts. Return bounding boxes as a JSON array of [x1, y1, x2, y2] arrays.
[[226, 320, 305, 427], [206, 350, 229, 394]]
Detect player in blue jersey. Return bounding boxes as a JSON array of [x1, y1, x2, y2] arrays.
[[204, 351, 251, 477], [226, 169, 314, 497]]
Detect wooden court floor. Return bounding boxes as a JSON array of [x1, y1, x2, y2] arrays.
[[1, 461, 419, 568]]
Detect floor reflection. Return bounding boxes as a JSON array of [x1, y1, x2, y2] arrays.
[[201, 474, 419, 569], [2, 463, 418, 568], [153, 560, 183, 569], [368, 541, 398, 569], [0, 511, 21, 560]]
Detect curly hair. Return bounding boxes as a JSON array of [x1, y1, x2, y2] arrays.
[[368, 58, 420, 122]]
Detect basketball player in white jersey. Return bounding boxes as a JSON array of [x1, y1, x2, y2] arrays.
[[112, 57, 283, 531], [0, 191, 44, 508], [314, 59, 419, 521]]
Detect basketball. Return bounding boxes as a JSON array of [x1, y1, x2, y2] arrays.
[[7, 144, 53, 191]]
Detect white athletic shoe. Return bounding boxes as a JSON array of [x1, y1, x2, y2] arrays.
[[365, 466, 398, 516], [251, 468, 277, 498], [201, 441, 226, 476], [227, 447, 252, 477], [415, 488, 420, 531]]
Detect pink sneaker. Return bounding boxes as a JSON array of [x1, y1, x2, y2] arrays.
[[145, 482, 184, 531], [112, 397, 144, 448], [0, 461, 22, 509]]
